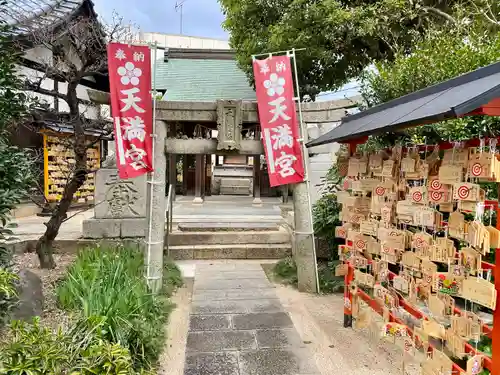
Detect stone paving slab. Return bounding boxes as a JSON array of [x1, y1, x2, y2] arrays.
[[189, 315, 232, 331], [194, 278, 273, 290], [232, 312, 294, 330], [194, 270, 267, 280], [239, 348, 318, 375], [191, 289, 279, 302], [184, 352, 239, 375], [186, 330, 257, 352], [191, 299, 284, 315], [255, 329, 304, 349], [184, 263, 318, 375]]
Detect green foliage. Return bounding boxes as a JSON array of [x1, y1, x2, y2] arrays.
[[273, 257, 299, 286], [0, 318, 154, 375], [0, 318, 73, 374], [312, 162, 343, 257], [0, 268, 18, 323], [317, 261, 344, 294], [360, 27, 500, 146], [0, 23, 35, 261], [313, 193, 341, 243], [272, 257, 344, 293], [56, 245, 176, 369], [219, 0, 483, 99]]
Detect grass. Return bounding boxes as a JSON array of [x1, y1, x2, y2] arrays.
[[56, 245, 182, 370], [268, 257, 344, 294]]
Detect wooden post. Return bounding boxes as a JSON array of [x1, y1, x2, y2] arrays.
[[253, 155, 262, 204], [193, 154, 204, 204], [343, 142, 356, 328], [492, 195, 500, 375], [167, 124, 176, 201]]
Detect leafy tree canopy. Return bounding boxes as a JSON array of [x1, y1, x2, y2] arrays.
[[360, 25, 500, 148], [0, 24, 35, 238], [219, 0, 480, 99]]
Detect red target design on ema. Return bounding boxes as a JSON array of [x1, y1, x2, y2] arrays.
[[415, 237, 424, 248], [457, 185, 470, 200], [471, 163, 482, 177], [430, 179, 442, 191], [404, 340, 412, 352], [412, 191, 423, 202], [430, 191, 443, 202], [343, 179, 350, 190], [356, 240, 366, 250], [375, 186, 385, 196]]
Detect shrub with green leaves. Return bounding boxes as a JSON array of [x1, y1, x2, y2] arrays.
[[56, 245, 178, 369], [0, 318, 73, 374], [0, 317, 155, 375], [0, 268, 17, 324]]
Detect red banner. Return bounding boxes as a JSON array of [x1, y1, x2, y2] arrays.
[[107, 42, 153, 179], [253, 55, 305, 187]]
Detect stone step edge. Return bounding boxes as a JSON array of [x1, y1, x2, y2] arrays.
[[170, 229, 288, 235], [168, 244, 291, 249], [177, 227, 280, 233], [167, 243, 292, 260]]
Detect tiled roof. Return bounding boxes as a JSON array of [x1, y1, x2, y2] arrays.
[[155, 55, 256, 102], [0, 0, 87, 35]]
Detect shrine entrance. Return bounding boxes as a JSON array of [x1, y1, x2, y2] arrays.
[[162, 100, 272, 204]]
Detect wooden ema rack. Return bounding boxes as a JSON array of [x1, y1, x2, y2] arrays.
[[343, 201, 500, 375]]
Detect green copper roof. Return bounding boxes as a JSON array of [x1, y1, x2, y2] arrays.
[[155, 58, 256, 102]]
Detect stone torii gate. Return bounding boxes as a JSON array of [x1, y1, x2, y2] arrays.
[[149, 98, 355, 292]]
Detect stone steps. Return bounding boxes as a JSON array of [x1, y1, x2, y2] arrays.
[[168, 243, 291, 260], [178, 222, 279, 232], [169, 230, 289, 246]]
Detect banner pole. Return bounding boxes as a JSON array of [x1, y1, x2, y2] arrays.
[[289, 48, 320, 294], [146, 41, 158, 289]]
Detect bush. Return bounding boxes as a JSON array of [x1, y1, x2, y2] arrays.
[[0, 318, 154, 375], [0, 268, 17, 324], [272, 257, 343, 294], [56, 245, 177, 370], [0, 318, 73, 374]]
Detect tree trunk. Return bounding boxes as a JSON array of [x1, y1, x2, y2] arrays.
[[35, 80, 87, 269]]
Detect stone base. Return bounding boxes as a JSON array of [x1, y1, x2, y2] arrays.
[[252, 197, 262, 206], [82, 217, 146, 239], [192, 197, 204, 204]]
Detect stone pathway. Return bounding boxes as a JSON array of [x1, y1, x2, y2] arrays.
[[185, 263, 319, 375]]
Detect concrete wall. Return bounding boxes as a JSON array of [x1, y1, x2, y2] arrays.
[[140, 32, 230, 50], [306, 122, 341, 205]]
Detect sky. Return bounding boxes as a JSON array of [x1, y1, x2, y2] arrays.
[[92, 0, 229, 40], [92, 0, 360, 99]]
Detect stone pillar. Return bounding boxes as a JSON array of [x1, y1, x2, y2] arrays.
[[252, 155, 262, 205], [145, 120, 167, 293], [282, 185, 289, 204], [193, 154, 204, 204], [293, 181, 318, 293]]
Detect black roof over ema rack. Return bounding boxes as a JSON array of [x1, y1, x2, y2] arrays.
[[307, 61, 500, 147]]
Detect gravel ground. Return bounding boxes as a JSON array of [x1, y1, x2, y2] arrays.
[[11, 252, 76, 331], [273, 283, 421, 375]]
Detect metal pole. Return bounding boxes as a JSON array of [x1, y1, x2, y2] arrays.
[[290, 48, 320, 294], [146, 41, 158, 289], [180, 4, 183, 34]]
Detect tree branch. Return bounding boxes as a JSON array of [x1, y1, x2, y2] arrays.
[[421, 6, 457, 24]]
